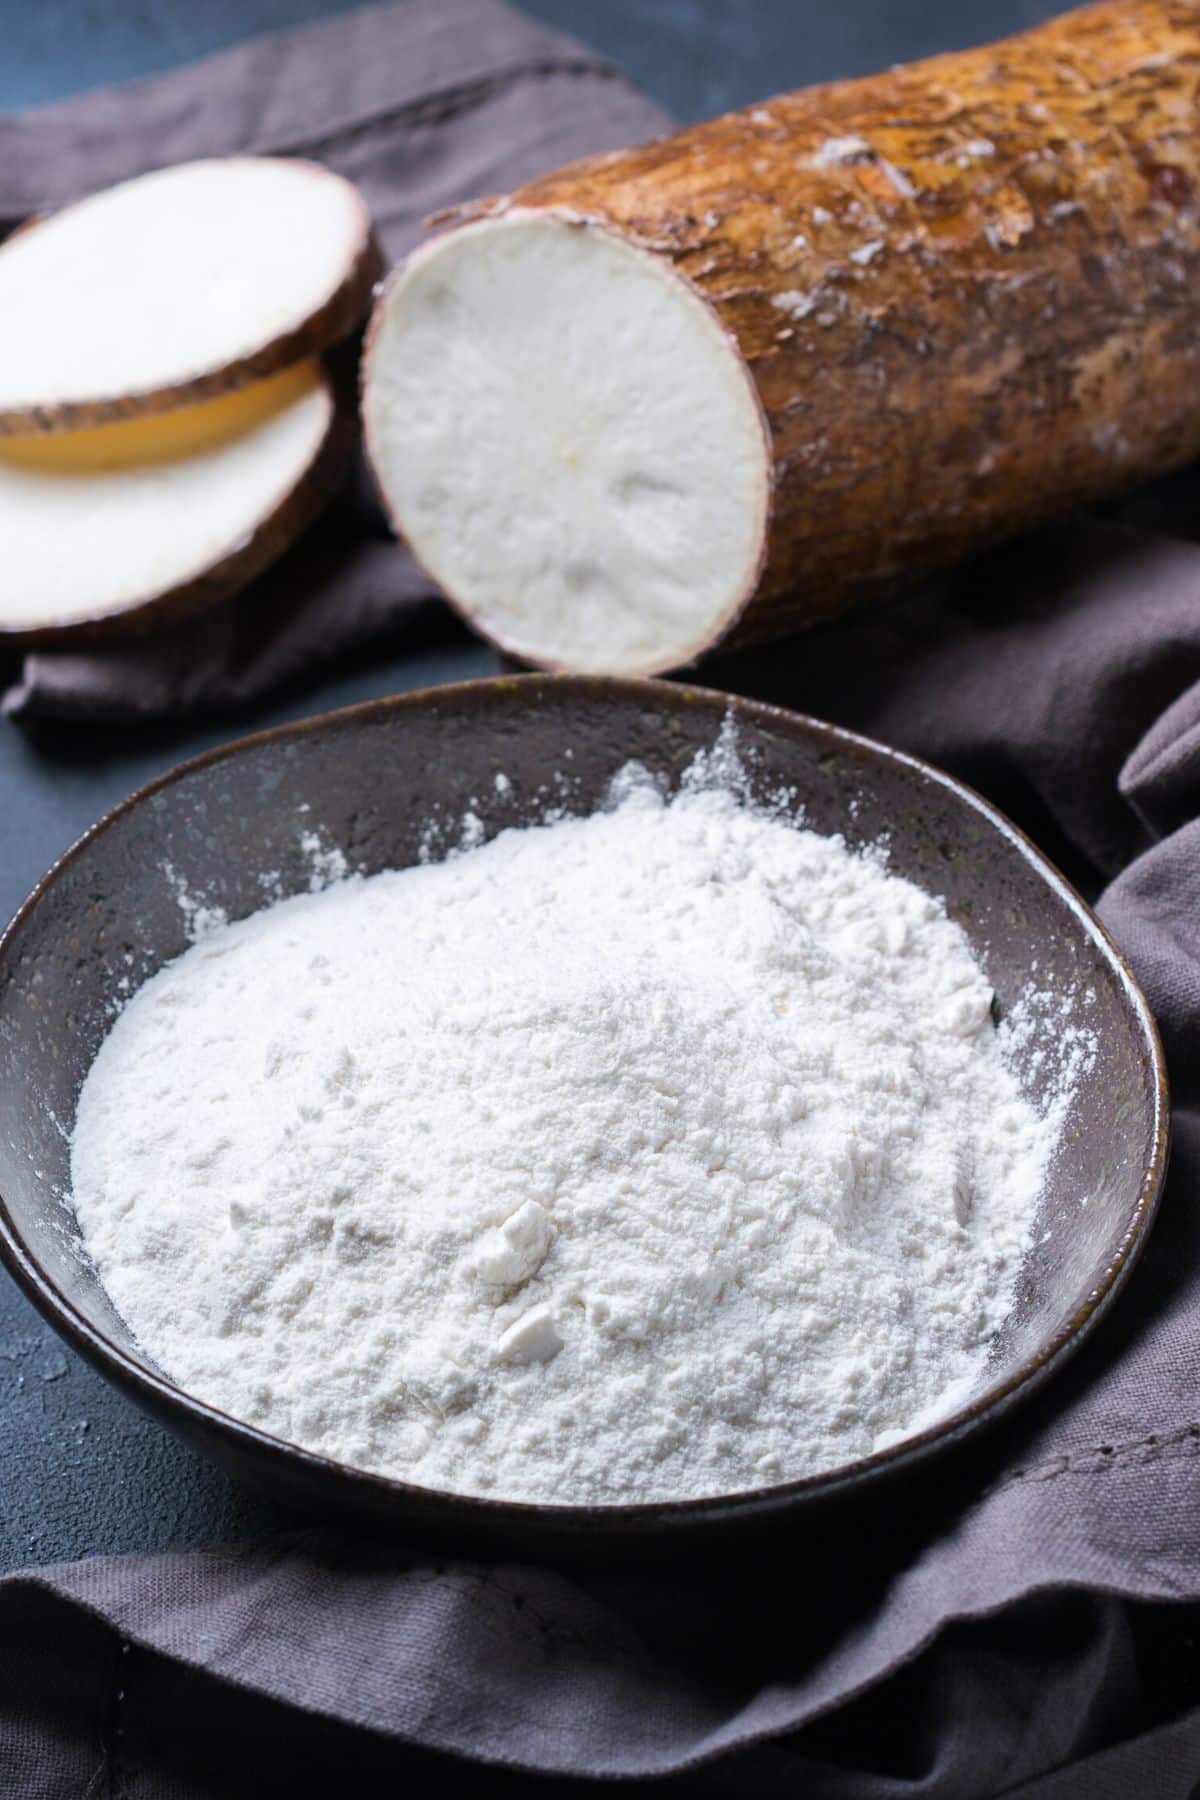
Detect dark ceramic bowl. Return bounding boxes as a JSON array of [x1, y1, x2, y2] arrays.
[[0, 677, 1169, 1551]]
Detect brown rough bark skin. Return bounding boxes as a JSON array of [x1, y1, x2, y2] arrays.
[[476, 0, 1200, 650], [0, 161, 384, 438]]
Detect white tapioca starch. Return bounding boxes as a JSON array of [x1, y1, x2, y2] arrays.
[[70, 752, 1055, 1504]]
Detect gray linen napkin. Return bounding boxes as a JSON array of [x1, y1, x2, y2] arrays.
[[4, 7, 1200, 1795]]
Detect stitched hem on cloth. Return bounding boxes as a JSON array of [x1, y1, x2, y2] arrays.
[[994, 1421, 1200, 1492], [268, 58, 632, 161]]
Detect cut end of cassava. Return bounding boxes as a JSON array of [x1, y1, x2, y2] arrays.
[[0, 360, 344, 642], [0, 158, 380, 435], [362, 211, 771, 674]]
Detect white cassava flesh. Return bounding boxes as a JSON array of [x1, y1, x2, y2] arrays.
[[362, 212, 771, 674], [0, 360, 337, 636], [0, 158, 376, 433]]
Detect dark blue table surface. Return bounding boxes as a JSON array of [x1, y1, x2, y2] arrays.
[[0, 0, 1064, 1571]]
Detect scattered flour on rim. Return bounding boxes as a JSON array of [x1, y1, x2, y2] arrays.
[[69, 739, 1066, 1504]]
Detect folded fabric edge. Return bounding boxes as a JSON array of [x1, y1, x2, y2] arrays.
[[0, 0, 639, 221], [1, 1541, 1195, 1780]]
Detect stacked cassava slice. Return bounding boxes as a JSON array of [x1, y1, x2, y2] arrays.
[[0, 157, 381, 642]]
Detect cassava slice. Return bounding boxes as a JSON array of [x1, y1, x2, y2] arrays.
[[363, 216, 770, 674], [0, 360, 347, 642], [0, 158, 380, 436], [362, 0, 1200, 675]]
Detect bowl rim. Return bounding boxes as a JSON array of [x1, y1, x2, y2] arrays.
[[0, 673, 1172, 1533]]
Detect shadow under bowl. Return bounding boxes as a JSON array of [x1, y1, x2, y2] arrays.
[[0, 675, 1170, 1552]]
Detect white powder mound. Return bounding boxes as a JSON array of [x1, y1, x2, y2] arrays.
[[70, 760, 1056, 1505]]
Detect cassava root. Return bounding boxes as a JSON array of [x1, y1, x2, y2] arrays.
[[363, 0, 1200, 675]]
